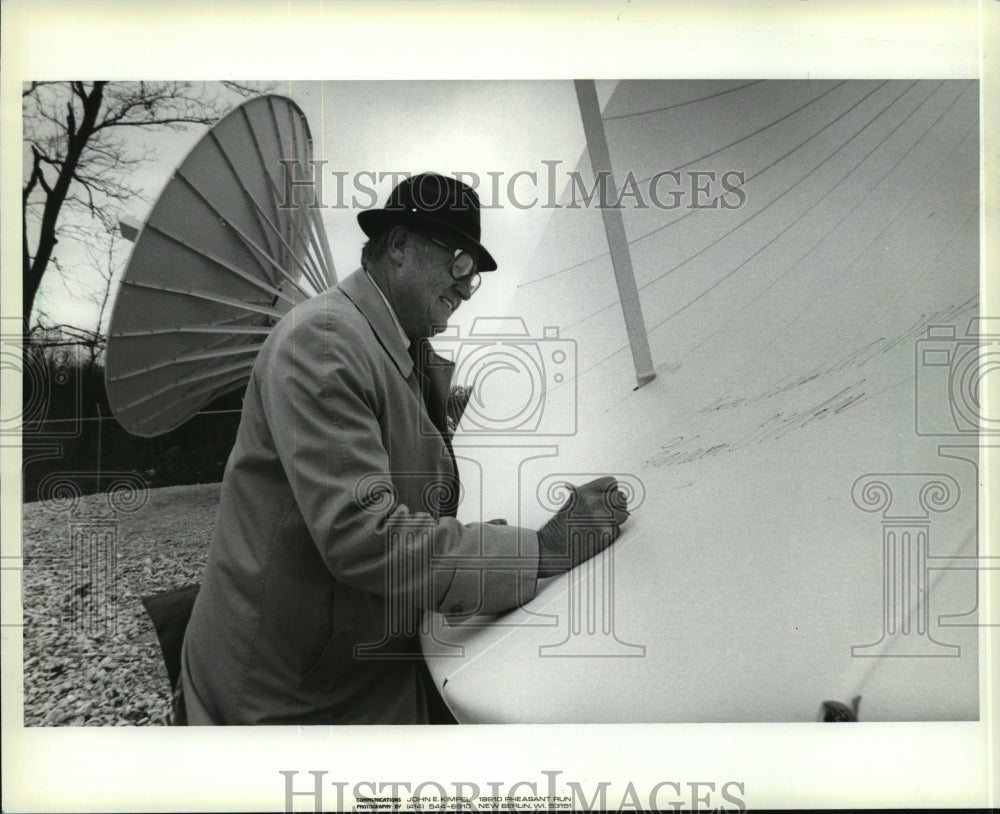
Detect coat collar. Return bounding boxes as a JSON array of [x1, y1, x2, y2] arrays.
[[338, 268, 460, 435], [338, 267, 414, 378]]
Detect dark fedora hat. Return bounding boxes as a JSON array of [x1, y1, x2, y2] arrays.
[[357, 172, 497, 272]]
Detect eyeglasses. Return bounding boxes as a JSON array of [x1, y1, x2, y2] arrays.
[[421, 234, 481, 295]]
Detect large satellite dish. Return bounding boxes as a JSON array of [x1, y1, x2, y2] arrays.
[[105, 95, 335, 437]]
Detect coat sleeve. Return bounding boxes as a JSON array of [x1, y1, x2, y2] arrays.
[[257, 306, 539, 618]]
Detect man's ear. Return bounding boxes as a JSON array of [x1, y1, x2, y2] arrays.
[[387, 226, 408, 267]]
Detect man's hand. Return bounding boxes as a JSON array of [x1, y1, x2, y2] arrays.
[[536, 476, 629, 579]]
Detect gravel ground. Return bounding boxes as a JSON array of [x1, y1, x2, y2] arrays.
[[21, 483, 219, 726]]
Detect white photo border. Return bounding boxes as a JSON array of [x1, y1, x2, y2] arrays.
[[1, 1, 996, 811]]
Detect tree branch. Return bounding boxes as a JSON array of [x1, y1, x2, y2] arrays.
[[22, 80, 270, 328]]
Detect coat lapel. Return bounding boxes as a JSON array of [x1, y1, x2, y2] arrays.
[[338, 268, 414, 379], [338, 269, 459, 438], [409, 338, 456, 438]]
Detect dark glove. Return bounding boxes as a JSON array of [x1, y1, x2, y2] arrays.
[[536, 476, 629, 579]]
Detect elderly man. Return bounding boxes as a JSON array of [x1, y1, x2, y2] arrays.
[[178, 173, 629, 725]]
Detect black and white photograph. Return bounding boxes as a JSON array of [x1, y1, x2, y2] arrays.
[[2, 2, 997, 812]]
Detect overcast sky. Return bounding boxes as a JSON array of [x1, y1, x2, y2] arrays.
[[32, 80, 614, 338]]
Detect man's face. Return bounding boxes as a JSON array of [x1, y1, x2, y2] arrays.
[[390, 229, 477, 340]]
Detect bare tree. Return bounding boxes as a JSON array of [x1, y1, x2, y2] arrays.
[[29, 227, 120, 376], [22, 81, 268, 329]]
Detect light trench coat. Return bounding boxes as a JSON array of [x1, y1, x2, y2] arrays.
[[179, 269, 539, 724]]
